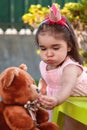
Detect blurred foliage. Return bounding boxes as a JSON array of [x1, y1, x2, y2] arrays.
[[22, 4, 49, 29], [61, 0, 87, 30], [79, 49, 87, 67], [22, 3, 60, 29], [83, 51, 87, 67]]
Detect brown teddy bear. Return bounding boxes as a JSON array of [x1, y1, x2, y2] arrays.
[[0, 64, 58, 130]]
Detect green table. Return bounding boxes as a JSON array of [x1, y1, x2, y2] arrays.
[[52, 97, 87, 129]]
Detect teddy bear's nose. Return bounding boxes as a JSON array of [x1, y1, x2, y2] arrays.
[[36, 88, 40, 93]]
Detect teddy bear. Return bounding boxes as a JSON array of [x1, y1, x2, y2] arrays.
[[0, 64, 58, 130]]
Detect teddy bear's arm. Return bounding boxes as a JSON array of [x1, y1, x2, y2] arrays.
[[3, 106, 36, 130], [36, 107, 49, 124]]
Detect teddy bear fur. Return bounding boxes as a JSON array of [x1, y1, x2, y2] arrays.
[[0, 64, 58, 130]]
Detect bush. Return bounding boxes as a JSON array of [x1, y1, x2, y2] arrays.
[[22, 3, 60, 30], [61, 0, 87, 30], [22, 4, 49, 30]]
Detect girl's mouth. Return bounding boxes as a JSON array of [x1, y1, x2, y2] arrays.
[[47, 60, 54, 64]]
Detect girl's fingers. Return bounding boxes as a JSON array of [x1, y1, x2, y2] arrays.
[[38, 95, 55, 109]]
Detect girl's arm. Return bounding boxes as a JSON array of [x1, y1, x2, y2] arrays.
[[39, 64, 82, 109], [56, 64, 82, 104], [38, 78, 47, 95]]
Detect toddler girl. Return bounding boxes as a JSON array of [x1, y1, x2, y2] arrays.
[[36, 4, 87, 129]]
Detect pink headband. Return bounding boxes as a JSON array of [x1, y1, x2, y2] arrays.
[[44, 4, 69, 29]]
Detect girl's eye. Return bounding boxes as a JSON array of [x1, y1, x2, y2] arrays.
[[40, 47, 46, 51], [53, 47, 59, 50]]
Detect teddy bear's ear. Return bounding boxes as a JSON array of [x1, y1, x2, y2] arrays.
[[1, 69, 19, 88], [19, 64, 27, 71]]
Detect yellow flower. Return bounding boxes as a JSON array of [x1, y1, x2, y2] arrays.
[[36, 49, 40, 55]]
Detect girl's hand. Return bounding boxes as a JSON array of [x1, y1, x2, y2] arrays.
[[38, 94, 58, 110]]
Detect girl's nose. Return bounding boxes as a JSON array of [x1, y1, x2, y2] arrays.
[[46, 50, 53, 57]]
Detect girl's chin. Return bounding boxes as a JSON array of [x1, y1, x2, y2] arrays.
[[47, 64, 58, 70]]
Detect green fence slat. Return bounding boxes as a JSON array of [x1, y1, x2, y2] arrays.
[[0, 0, 10, 23]]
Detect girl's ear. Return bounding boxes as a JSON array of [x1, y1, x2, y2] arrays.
[[68, 46, 71, 52]]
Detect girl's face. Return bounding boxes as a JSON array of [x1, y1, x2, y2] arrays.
[[38, 34, 71, 68]]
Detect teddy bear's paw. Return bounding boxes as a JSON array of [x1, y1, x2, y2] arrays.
[[38, 122, 59, 130]]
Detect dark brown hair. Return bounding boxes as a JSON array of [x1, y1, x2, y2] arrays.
[[35, 18, 83, 64]]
